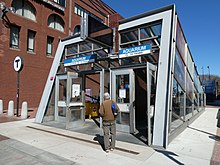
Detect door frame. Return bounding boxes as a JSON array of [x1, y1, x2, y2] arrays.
[[110, 69, 135, 133], [147, 62, 157, 146]]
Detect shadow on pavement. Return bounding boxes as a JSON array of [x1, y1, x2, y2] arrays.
[[93, 134, 105, 151], [188, 126, 220, 142], [155, 149, 184, 165]]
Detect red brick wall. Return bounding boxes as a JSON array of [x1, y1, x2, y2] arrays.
[[0, 0, 68, 110], [0, 0, 121, 110]]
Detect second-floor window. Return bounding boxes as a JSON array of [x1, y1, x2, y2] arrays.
[[48, 14, 64, 32], [12, 0, 36, 21], [27, 30, 36, 52], [10, 25, 20, 49]]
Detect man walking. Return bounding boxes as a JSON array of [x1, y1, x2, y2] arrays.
[[99, 92, 120, 153]]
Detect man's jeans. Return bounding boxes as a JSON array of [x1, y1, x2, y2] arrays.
[[102, 121, 116, 150]]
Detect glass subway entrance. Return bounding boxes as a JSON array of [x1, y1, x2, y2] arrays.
[[50, 63, 157, 145]]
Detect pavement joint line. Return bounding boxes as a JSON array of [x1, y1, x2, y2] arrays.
[[26, 125, 140, 155]]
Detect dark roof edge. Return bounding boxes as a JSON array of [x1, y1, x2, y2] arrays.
[[119, 4, 175, 25]]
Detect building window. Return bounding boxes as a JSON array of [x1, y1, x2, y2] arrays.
[[48, 14, 64, 32], [74, 4, 103, 23], [27, 30, 36, 52], [47, 36, 54, 56], [73, 25, 80, 35], [10, 25, 20, 49], [53, 0, 66, 7], [12, 0, 36, 21]]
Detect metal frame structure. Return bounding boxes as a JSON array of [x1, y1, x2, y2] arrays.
[[35, 5, 205, 149]]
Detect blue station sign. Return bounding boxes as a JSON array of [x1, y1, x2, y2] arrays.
[[119, 44, 151, 58], [64, 54, 97, 66]]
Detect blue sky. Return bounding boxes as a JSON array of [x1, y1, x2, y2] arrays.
[[102, 0, 220, 76]]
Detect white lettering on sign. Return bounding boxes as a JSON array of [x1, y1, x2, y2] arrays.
[[122, 45, 147, 54], [119, 44, 151, 58]]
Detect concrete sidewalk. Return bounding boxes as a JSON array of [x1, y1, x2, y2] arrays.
[[0, 107, 219, 165]]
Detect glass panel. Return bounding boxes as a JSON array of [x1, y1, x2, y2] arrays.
[[194, 69, 199, 91], [140, 28, 150, 39], [186, 96, 193, 120], [186, 72, 193, 101], [174, 49, 185, 90], [194, 90, 199, 114], [44, 86, 55, 117], [58, 107, 66, 117], [121, 30, 138, 44], [140, 24, 162, 40], [116, 74, 130, 103], [171, 79, 184, 132], [93, 43, 102, 49], [186, 73, 193, 119], [96, 50, 108, 57], [69, 109, 81, 122], [176, 21, 186, 62], [187, 47, 193, 79], [79, 42, 92, 53], [59, 79, 66, 101], [151, 24, 162, 36], [58, 79, 66, 117], [67, 44, 78, 55]]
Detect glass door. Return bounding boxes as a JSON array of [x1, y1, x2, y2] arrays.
[[111, 69, 135, 133], [55, 72, 85, 129]]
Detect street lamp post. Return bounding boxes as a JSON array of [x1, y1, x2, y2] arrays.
[[201, 66, 204, 82], [207, 66, 210, 80], [0, 2, 15, 20]]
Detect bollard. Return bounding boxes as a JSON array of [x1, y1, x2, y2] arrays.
[[217, 109, 220, 128], [8, 100, 14, 116], [0, 100, 3, 114], [21, 101, 28, 119]]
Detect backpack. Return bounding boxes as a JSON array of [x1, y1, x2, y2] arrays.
[[111, 101, 118, 116]]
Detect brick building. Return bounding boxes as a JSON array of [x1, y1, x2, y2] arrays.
[[0, 0, 122, 110]]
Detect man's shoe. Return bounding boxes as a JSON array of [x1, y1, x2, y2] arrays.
[[110, 148, 114, 151], [106, 150, 110, 153]]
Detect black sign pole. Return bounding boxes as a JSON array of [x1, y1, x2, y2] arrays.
[[14, 56, 23, 117], [16, 71, 20, 117]]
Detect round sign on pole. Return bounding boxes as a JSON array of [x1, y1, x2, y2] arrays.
[[13, 56, 23, 72]]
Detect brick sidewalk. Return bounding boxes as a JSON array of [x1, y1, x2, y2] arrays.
[[210, 128, 220, 165], [0, 114, 21, 123]]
